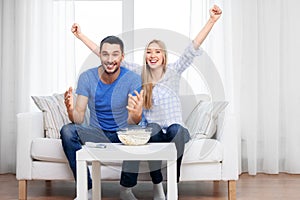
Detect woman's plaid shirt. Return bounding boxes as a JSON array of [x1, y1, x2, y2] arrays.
[[123, 42, 203, 129]]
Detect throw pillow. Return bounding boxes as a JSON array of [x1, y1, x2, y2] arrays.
[[31, 93, 72, 138], [204, 101, 228, 138], [185, 101, 228, 139]]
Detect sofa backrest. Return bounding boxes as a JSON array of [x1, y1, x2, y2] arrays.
[[180, 94, 211, 123]]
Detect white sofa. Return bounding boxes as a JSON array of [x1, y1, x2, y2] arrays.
[[16, 94, 238, 200]]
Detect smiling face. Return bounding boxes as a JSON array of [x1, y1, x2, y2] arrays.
[[142, 40, 168, 109], [145, 42, 165, 70], [99, 43, 124, 74]]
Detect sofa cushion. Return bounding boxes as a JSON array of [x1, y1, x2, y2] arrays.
[[204, 101, 228, 138], [182, 139, 223, 163], [180, 94, 210, 122], [31, 94, 71, 139], [31, 137, 222, 165], [185, 101, 228, 139], [32, 93, 90, 139], [31, 138, 68, 163]]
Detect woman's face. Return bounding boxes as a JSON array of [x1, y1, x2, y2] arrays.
[[146, 42, 164, 70]]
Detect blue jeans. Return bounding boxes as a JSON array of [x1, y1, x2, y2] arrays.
[[60, 123, 135, 189], [120, 123, 191, 187]]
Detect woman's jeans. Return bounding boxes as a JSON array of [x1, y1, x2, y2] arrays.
[[60, 123, 135, 189], [120, 123, 190, 187]]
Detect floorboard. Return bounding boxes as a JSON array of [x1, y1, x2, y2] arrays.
[[1, 173, 300, 199]]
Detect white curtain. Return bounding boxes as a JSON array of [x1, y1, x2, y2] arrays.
[[207, 0, 300, 175], [0, 0, 75, 173]]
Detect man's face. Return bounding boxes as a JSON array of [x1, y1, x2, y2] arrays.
[[100, 43, 124, 74]]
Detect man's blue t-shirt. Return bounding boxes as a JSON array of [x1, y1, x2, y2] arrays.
[[76, 66, 141, 131]]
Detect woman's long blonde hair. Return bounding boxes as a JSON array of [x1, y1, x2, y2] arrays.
[[142, 40, 168, 109]]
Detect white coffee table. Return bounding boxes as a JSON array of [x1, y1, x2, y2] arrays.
[[76, 143, 177, 200]]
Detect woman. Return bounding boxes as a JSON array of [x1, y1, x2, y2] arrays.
[[72, 5, 222, 200]]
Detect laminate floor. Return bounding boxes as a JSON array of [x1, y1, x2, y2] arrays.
[[1, 173, 300, 200]]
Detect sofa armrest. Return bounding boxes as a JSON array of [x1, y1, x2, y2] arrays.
[[16, 112, 44, 180], [217, 113, 239, 180]]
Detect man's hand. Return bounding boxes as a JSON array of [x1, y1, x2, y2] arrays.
[[71, 23, 82, 38], [210, 5, 222, 22], [71, 23, 100, 57], [64, 87, 74, 113], [127, 90, 144, 124]]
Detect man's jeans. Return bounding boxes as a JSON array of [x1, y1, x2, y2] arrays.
[[60, 123, 137, 189]]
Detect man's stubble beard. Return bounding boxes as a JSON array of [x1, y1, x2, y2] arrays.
[[104, 67, 119, 75], [102, 62, 120, 75]]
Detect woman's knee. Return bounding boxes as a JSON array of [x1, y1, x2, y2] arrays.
[[167, 124, 182, 136], [167, 124, 190, 142], [147, 123, 161, 131], [147, 123, 162, 136]]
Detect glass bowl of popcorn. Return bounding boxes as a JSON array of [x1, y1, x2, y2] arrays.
[[117, 126, 152, 146]]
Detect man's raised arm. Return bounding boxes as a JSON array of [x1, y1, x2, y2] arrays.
[[71, 23, 100, 57]]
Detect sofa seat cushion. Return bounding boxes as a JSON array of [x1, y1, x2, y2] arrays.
[[31, 137, 222, 165], [31, 138, 68, 163], [182, 139, 223, 164]]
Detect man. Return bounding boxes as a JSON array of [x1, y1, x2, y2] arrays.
[[60, 35, 143, 200]]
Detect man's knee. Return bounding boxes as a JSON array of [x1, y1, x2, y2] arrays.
[[60, 123, 76, 141]]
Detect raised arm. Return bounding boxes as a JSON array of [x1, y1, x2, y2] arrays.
[[71, 23, 100, 57], [193, 5, 222, 49], [72, 23, 142, 73], [64, 87, 88, 124], [171, 5, 222, 73]]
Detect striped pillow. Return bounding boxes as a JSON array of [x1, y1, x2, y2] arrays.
[[31, 94, 71, 139], [185, 101, 228, 139]]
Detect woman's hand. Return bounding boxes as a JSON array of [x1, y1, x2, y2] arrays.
[[192, 4, 222, 49], [209, 5, 222, 23], [127, 90, 144, 124]]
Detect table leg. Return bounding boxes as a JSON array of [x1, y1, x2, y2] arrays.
[[77, 160, 88, 200], [167, 160, 178, 200], [92, 161, 101, 199]]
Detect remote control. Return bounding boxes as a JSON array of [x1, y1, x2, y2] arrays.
[[85, 142, 106, 148]]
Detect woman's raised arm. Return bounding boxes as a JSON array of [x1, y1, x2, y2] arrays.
[[192, 5, 222, 49]]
